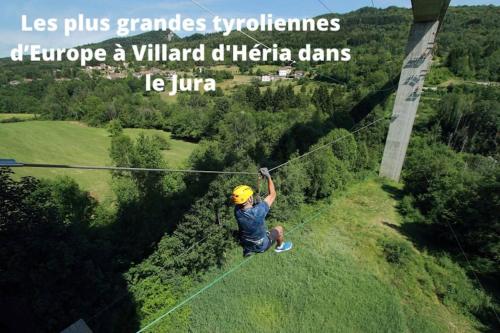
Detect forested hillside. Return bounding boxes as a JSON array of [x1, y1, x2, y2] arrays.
[[0, 5, 498, 333]]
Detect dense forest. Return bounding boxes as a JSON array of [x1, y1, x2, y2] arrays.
[[0, 5, 499, 332]]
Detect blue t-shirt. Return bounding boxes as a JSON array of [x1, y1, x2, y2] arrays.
[[234, 201, 270, 251]]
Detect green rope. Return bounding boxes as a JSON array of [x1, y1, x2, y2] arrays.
[[136, 204, 331, 332], [136, 256, 255, 333]]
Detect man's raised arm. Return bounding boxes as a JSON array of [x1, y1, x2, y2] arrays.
[[260, 167, 276, 207]]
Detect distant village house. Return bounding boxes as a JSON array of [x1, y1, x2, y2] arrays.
[[261, 75, 272, 82], [278, 66, 293, 77]]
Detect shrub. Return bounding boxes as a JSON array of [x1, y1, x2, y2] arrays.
[[153, 133, 171, 150], [404, 137, 500, 269], [381, 239, 413, 265], [272, 157, 311, 221], [320, 128, 359, 170], [306, 147, 351, 200], [398, 195, 426, 224], [425, 255, 492, 317], [0, 116, 26, 123], [107, 119, 123, 137]]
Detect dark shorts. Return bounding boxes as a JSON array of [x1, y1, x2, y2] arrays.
[[267, 228, 280, 247], [244, 228, 280, 255]]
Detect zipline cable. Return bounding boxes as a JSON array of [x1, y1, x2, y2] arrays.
[[137, 256, 253, 333], [312, 0, 399, 91], [190, 0, 347, 86], [190, 0, 272, 50], [444, 218, 500, 324], [190, 0, 401, 93], [316, 0, 334, 13], [0, 161, 257, 175], [1, 115, 388, 175], [136, 203, 332, 333], [269, 115, 388, 172]]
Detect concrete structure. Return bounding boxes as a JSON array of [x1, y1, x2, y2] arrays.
[[294, 70, 305, 79], [60, 319, 92, 333], [379, 0, 450, 181], [261, 75, 272, 82], [278, 66, 292, 77], [411, 0, 450, 23]]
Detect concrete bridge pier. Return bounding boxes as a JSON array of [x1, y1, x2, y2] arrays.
[[379, 20, 439, 181], [379, 0, 450, 181]]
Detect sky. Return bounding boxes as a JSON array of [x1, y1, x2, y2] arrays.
[[0, 0, 498, 57]]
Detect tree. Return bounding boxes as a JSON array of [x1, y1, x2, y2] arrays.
[[244, 84, 261, 108], [107, 118, 123, 137], [319, 129, 359, 170], [111, 133, 166, 196], [0, 169, 106, 332], [403, 137, 500, 272], [306, 144, 351, 200], [312, 85, 332, 115]]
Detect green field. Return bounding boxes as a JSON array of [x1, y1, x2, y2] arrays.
[[217, 74, 254, 91], [254, 65, 280, 73], [211, 65, 240, 74], [0, 113, 36, 120], [0, 121, 197, 200], [139, 179, 484, 332], [160, 74, 255, 103]]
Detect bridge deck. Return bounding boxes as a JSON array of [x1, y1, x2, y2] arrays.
[[411, 0, 450, 22]]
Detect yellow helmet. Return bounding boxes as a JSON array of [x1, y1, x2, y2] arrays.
[[231, 185, 254, 204]]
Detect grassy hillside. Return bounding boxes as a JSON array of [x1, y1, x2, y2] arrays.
[[135, 179, 487, 332], [0, 120, 197, 200]]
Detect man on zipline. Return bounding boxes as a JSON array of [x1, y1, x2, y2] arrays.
[[231, 167, 293, 256]]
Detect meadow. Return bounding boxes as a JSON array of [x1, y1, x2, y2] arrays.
[[160, 72, 256, 103], [138, 179, 485, 332], [0, 120, 197, 201], [0, 113, 36, 120], [254, 64, 281, 73], [211, 65, 240, 74]]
